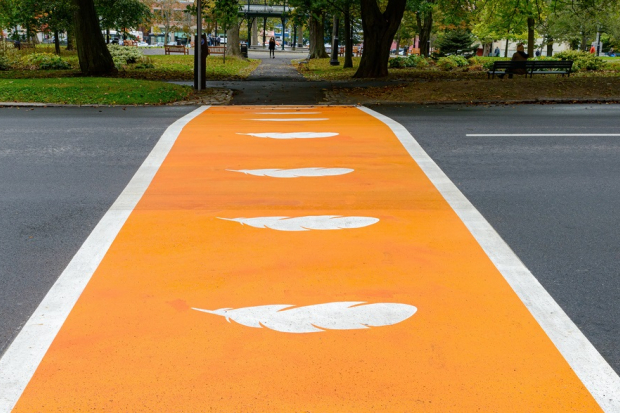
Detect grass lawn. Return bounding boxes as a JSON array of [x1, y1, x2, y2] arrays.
[[330, 76, 620, 104], [0, 77, 193, 105], [0, 49, 259, 81]]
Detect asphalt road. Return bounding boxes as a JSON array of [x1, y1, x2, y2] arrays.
[[0, 106, 194, 356], [1, 103, 619, 380], [375, 103, 620, 375]]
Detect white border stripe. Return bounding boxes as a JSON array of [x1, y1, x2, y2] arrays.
[[359, 106, 620, 412], [467, 134, 620, 137], [0, 106, 209, 413]]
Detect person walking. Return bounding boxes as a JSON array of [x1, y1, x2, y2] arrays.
[[494, 46, 500, 57], [269, 37, 276, 58]]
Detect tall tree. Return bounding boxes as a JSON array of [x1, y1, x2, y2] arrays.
[[72, 0, 116, 74], [354, 0, 407, 77]]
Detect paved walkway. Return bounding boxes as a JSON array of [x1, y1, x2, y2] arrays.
[[176, 51, 405, 105]]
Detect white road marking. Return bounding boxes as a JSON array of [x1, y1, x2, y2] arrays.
[[361, 106, 620, 412], [193, 302, 417, 333], [238, 132, 338, 139], [247, 118, 329, 122], [0, 106, 210, 413], [218, 216, 379, 231], [228, 168, 353, 178], [467, 133, 620, 137]]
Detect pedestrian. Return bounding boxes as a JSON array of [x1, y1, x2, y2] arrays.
[[494, 46, 500, 57], [499, 43, 529, 79], [535, 49, 541, 57], [269, 36, 276, 58], [590, 44, 596, 54]]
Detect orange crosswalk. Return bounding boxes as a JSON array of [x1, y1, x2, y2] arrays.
[[12, 106, 601, 411]]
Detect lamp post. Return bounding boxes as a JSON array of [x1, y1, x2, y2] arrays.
[[194, 0, 202, 90], [329, 15, 339, 66]]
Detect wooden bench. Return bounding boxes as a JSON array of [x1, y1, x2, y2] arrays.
[[164, 45, 188, 55], [488, 60, 573, 79], [208, 46, 225, 55], [16, 42, 35, 51]]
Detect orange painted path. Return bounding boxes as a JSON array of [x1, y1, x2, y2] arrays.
[[14, 107, 600, 411]]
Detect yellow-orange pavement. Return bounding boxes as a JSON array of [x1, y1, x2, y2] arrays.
[[13, 107, 601, 411]]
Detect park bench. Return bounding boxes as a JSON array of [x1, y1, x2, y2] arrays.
[[208, 46, 225, 55], [164, 45, 188, 55], [16, 42, 35, 51], [488, 60, 573, 79]]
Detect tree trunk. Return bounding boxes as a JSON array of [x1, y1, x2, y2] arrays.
[[527, 17, 535, 57], [66, 25, 74, 51], [581, 32, 588, 51], [546, 37, 553, 56], [343, 7, 353, 68], [504, 39, 509, 57], [416, 10, 432, 57], [71, 0, 115, 75], [54, 30, 60, 55], [106, 28, 110, 44], [251, 18, 258, 46], [354, 0, 406, 78], [226, 22, 242, 57], [308, 13, 328, 58]]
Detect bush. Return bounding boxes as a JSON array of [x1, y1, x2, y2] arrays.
[[554, 50, 605, 71], [107, 44, 143, 66], [407, 54, 429, 68], [19, 53, 72, 70], [437, 55, 469, 70], [389, 57, 408, 69], [134, 62, 155, 69], [0, 55, 11, 70]]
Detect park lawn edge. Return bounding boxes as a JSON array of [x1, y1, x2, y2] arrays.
[[0, 77, 195, 105]]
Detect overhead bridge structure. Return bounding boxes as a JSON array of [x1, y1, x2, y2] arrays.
[[239, 0, 301, 50]]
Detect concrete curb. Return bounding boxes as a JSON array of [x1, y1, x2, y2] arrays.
[[323, 97, 620, 106]]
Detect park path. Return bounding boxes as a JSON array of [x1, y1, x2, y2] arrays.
[[4, 106, 603, 412]]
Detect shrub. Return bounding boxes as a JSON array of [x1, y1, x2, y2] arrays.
[[0, 55, 10, 70], [19, 53, 72, 70], [406, 54, 429, 68], [134, 62, 155, 69], [107, 44, 143, 65], [554, 50, 605, 71], [437, 55, 469, 70], [389, 57, 407, 68]]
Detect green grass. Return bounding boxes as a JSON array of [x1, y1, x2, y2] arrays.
[[119, 55, 259, 81], [0, 48, 259, 81], [0, 77, 193, 105]]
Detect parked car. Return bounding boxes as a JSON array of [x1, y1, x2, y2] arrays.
[[137, 41, 149, 47]]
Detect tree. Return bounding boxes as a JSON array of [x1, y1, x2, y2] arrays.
[[71, 0, 116, 74], [213, 0, 239, 62], [39, 0, 74, 54], [96, 0, 152, 42], [151, 0, 183, 45], [353, 0, 407, 77], [436, 29, 478, 54]]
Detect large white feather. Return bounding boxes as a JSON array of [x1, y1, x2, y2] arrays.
[[193, 302, 417, 333], [218, 215, 379, 231], [228, 168, 354, 178], [247, 118, 329, 122], [254, 112, 322, 115], [237, 132, 338, 139]]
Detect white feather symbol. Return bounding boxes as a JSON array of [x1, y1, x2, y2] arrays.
[[247, 118, 329, 122], [237, 132, 338, 139], [228, 168, 353, 178], [193, 302, 417, 333], [218, 215, 379, 231]]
